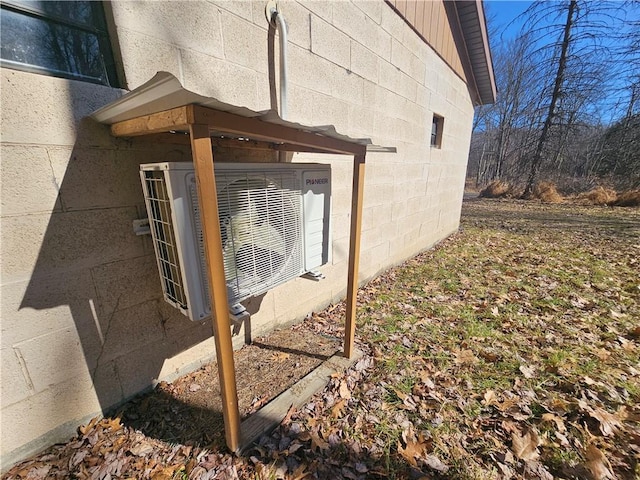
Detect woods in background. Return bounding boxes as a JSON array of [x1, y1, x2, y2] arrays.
[[468, 0, 640, 197]]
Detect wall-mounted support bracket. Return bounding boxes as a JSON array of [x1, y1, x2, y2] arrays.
[[133, 218, 150, 236], [229, 303, 250, 337], [302, 270, 325, 281]]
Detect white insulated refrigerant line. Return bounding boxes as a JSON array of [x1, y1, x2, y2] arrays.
[[267, 1, 288, 120]]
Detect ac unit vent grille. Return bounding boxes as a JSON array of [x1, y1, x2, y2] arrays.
[[143, 171, 188, 309], [214, 170, 303, 304]]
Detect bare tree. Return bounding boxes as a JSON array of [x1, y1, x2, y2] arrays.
[[468, 0, 640, 193]]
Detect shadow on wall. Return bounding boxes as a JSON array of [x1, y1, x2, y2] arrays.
[[11, 7, 291, 456], [17, 97, 220, 432]]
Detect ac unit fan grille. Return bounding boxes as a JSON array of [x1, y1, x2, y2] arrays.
[[215, 171, 303, 304], [143, 171, 188, 309]]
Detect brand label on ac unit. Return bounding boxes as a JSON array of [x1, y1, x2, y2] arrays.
[[305, 177, 329, 185]]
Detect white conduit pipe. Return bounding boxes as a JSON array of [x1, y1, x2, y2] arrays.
[[272, 10, 288, 120]]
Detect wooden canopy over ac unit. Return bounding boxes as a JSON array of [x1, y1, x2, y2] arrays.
[[95, 77, 394, 452]]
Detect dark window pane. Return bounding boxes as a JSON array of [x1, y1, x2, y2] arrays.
[[0, 2, 118, 86], [431, 118, 438, 146], [4, 1, 100, 28]]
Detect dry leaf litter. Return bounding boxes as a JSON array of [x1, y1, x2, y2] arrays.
[[4, 198, 639, 480]]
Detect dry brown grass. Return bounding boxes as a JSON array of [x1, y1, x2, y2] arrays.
[[478, 180, 514, 198], [578, 186, 618, 206], [528, 181, 564, 203], [613, 190, 640, 207]]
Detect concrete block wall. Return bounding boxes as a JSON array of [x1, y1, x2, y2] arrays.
[[1, 0, 475, 470]]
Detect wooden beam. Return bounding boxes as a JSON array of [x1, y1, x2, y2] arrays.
[[273, 143, 332, 154], [344, 153, 366, 359], [210, 137, 276, 151], [139, 132, 191, 145], [189, 105, 364, 156], [189, 124, 241, 452], [111, 106, 192, 137]]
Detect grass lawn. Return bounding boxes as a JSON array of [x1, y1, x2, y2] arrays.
[[5, 198, 639, 480], [340, 199, 639, 479]]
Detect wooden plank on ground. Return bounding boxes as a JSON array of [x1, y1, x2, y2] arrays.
[[240, 348, 364, 450]]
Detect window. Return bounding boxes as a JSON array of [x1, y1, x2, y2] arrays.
[[1, 0, 120, 87], [431, 114, 444, 148]]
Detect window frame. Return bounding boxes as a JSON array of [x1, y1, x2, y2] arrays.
[[0, 0, 121, 87]]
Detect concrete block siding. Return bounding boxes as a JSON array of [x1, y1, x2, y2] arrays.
[[0, 0, 475, 470]]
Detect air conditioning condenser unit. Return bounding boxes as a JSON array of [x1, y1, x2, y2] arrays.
[[139, 162, 332, 321]]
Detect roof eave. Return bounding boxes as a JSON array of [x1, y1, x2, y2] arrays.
[[454, 0, 496, 105]]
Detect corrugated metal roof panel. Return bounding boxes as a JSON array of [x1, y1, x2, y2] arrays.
[[91, 72, 396, 152]]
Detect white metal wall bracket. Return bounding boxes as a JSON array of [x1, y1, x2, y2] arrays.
[[133, 218, 151, 236], [302, 270, 325, 281]]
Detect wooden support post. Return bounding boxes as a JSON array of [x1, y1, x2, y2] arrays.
[[344, 153, 366, 359], [189, 124, 241, 452]]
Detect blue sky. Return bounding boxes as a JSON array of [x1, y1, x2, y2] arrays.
[[484, 1, 532, 41], [481, 1, 639, 123]]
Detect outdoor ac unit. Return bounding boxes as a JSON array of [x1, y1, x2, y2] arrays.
[[139, 162, 332, 321]]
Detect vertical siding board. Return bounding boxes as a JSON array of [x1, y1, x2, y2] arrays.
[[449, 32, 455, 68], [439, 3, 448, 56], [396, 0, 407, 17], [442, 25, 450, 64], [416, 0, 426, 38], [430, 1, 439, 50], [435, 1, 444, 54], [425, 0, 434, 43], [406, 1, 416, 25]]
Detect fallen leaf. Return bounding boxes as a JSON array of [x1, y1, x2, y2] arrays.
[[281, 404, 296, 425], [454, 349, 478, 365], [309, 432, 329, 452], [581, 404, 622, 437], [479, 349, 499, 362], [354, 462, 368, 473], [618, 336, 634, 352], [398, 439, 427, 467], [519, 365, 536, 378], [421, 454, 449, 473], [594, 348, 611, 361], [129, 442, 154, 457], [271, 352, 291, 362], [339, 380, 351, 400], [524, 460, 553, 480], [541, 412, 566, 432], [289, 463, 311, 480], [585, 444, 614, 480], [555, 431, 570, 447], [21, 465, 51, 479], [511, 429, 540, 461], [496, 397, 519, 412], [331, 399, 347, 419], [483, 389, 497, 406]]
